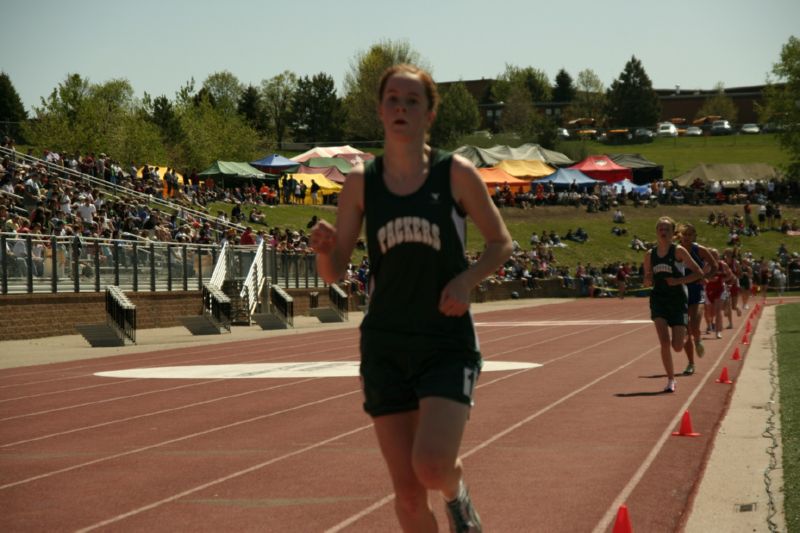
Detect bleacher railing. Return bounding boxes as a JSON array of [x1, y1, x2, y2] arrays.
[[106, 286, 136, 344], [239, 241, 267, 316], [202, 283, 231, 332], [0, 146, 246, 241], [329, 283, 349, 321], [209, 241, 228, 289], [270, 285, 294, 327]]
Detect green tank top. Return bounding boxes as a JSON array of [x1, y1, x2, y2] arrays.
[[650, 244, 687, 301], [360, 149, 479, 355]]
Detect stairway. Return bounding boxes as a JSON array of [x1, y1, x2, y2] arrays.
[[75, 323, 127, 347]]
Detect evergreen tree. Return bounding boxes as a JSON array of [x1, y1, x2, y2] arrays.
[[0, 72, 28, 142], [606, 56, 660, 128], [552, 69, 576, 103], [290, 73, 343, 143], [237, 84, 265, 133]]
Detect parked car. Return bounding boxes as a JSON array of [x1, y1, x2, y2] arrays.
[[633, 128, 655, 142], [740, 123, 761, 135], [657, 123, 678, 137], [710, 120, 734, 135], [685, 126, 703, 136]]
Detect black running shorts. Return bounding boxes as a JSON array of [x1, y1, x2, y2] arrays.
[[650, 298, 688, 327], [359, 337, 481, 417]]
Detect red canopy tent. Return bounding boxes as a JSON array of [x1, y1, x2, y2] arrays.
[[569, 155, 633, 183]]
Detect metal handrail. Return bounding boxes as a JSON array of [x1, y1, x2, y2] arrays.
[[209, 242, 228, 288], [239, 241, 267, 316], [329, 283, 349, 321], [106, 286, 136, 343], [270, 285, 294, 327]]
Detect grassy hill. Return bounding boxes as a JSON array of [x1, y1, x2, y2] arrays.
[[211, 201, 800, 269]]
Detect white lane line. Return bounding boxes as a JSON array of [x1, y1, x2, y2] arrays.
[[476, 320, 651, 326]]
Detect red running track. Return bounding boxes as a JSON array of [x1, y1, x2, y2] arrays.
[[0, 298, 761, 532]]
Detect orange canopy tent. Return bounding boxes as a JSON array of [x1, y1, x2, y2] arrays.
[[476, 167, 531, 192]]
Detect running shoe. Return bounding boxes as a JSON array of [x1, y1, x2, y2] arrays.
[[695, 340, 705, 358], [445, 484, 482, 533], [716, 332, 723, 339], [683, 363, 695, 376], [663, 379, 676, 393]]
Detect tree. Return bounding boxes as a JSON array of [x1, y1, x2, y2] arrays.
[[290, 73, 344, 143], [202, 71, 243, 117], [177, 95, 260, 170], [261, 71, 297, 149], [606, 56, 660, 128], [0, 72, 28, 142], [493, 64, 552, 105], [763, 35, 800, 180], [342, 40, 426, 140], [696, 82, 738, 123], [567, 69, 607, 125], [498, 84, 536, 136], [430, 81, 480, 148], [552, 69, 575, 103], [237, 84, 266, 133], [143, 93, 183, 145]]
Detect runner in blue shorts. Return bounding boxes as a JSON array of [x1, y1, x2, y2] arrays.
[[678, 223, 717, 376]]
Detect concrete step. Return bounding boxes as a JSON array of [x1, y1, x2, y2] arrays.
[[75, 323, 126, 347], [252, 313, 291, 330], [178, 315, 226, 335], [309, 307, 346, 323]]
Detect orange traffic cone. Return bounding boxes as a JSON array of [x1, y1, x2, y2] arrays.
[[746, 321, 752, 333], [672, 410, 700, 437], [612, 504, 633, 533], [716, 367, 733, 384], [741, 332, 750, 345], [732, 347, 741, 361]]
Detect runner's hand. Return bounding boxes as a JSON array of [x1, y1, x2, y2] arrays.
[[310, 220, 336, 255]]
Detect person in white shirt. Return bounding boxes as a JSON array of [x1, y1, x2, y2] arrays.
[[77, 197, 96, 224]]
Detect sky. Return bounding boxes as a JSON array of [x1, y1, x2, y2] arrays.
[[2, 0, 798, 114]]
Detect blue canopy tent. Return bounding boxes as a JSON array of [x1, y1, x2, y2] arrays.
[[250, 154, 299, 174], [536, 168, 601, 189]]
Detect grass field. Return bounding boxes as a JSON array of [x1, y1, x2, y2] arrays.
[[776, 303, 800, 532], [213, 201, 800, 269]]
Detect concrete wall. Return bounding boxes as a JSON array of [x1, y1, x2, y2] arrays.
[[0, 279, 580, 341]]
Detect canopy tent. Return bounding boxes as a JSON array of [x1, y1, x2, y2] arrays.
[[198, 161, 268, 187], [569, 155, 633, 183], [495, 159, 555, 179], [250, 154, 300, 174], [674, 163, 783, 188], [334, 152, 375, 166], [295, 164, 347, 184], [284, 173, 342, 204], [291, 145, 365, 163], [137, 166, 184, 184], [606, 153, 663, 184], [610, 179, 650, 195], [306, 157, 353, 174], [454, 143, 574, 167], [535, 168, 601, 189], [476, 167, 531, 192]]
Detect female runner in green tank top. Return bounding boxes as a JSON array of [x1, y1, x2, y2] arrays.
[[311, 64, 511, 532], [643, 216, 704, 393]]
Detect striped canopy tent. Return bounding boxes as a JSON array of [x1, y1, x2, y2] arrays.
[[476, 167, 531, 192], [291, 145, 366, 163], [285, 173, 342, 204], [295, 164, 347, 184], [495, 159, 555, 179], [334, 152, 375, 166]]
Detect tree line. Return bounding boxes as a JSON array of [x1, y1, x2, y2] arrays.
[[1, 37, 798, 179]]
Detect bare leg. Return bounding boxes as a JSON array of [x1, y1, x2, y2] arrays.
[[373, 411, 438, 533], [654, 318, 675, 380]]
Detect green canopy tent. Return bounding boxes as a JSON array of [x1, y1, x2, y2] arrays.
[[306, 157, 353, 174], [198, 161, 275, 188]]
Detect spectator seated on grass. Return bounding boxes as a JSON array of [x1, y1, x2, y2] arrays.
[[248, 208, 265, 224], [631, 235, 647, 251], [612, 208, 626, 223], [611, 226, 628, 237]]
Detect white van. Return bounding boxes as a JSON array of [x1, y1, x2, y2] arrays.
[[657, 123, 678, 137]]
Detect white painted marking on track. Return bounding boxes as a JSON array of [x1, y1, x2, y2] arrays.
[[94, 361, 541, 380], [475, 320, 651, 326]]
